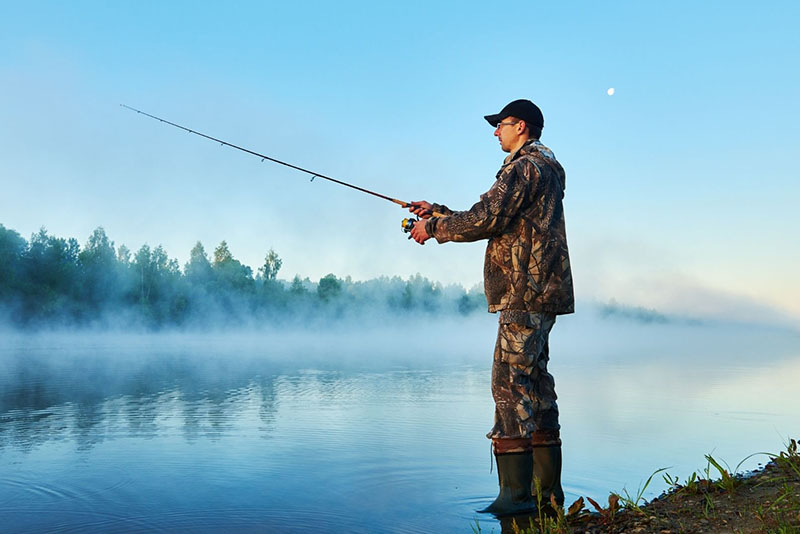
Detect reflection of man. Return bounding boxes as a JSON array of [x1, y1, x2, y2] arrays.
[[409, 99, 574, 516]]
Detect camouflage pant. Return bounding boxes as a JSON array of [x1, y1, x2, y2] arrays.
[[487, 312, 560, 447]]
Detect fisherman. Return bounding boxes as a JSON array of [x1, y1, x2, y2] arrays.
[[408, 99, 574, 516]]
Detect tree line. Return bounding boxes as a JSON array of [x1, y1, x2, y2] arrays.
[[0, 223, 486, 328]]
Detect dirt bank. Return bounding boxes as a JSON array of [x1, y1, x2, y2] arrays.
[[490, 439, 800, 534]]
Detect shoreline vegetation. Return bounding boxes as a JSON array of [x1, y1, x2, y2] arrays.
[[474, 439, 800, 534], [0, 223, 489, 329]]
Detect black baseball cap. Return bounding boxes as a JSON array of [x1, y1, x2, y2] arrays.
[[484, 99, 544, 129]]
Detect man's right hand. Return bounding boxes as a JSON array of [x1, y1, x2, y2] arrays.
[[408, 201, 433, 219]]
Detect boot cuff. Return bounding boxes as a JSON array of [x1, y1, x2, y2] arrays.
[[531, 429, 561, 447], [493, 438, 534, 454]]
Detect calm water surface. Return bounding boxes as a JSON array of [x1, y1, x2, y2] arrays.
[[1, 316, 798, 533]]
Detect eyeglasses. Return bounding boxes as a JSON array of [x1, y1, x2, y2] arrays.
[[495, 121, 519, 129]]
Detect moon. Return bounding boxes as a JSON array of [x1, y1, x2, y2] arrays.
[[607, 87, 615, 96]]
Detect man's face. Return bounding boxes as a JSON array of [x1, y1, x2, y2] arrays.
[[494, 116, 525, 153]]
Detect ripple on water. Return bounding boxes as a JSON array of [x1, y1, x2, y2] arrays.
[[0, 468, 136, 506], [2, 506, 431, 534], [1, 475, 86, 503], [0, 509, 160, 534]]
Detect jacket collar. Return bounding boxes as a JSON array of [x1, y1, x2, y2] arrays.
[[503, 138, 542, 166]]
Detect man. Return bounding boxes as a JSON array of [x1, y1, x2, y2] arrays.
[[408, 99, 574, 516]]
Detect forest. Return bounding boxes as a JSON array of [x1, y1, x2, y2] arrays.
[[0, 223, 487, 329]]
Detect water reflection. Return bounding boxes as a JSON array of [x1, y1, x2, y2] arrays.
[[0, 352, 278, 452], [0, 343, 484, 455], [0, 319, 798, 533]]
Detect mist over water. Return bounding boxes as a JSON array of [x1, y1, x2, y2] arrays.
[[1, 310, 798, 533]]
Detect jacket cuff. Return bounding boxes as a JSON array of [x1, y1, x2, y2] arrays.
[[425, 218, 438, 238], [427, 217, 452, 244]]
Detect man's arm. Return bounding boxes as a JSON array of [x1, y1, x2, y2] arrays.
[[426, 162, 534, 244]]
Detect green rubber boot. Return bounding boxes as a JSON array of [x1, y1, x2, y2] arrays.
[[477, 452, 536, 516], [532, 445, 564, 513]]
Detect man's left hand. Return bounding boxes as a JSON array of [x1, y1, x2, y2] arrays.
[[410, 219, 431, 245]]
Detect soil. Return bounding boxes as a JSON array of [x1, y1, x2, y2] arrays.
[[491, 444, 800, 534], [565, 456, 800, 534]]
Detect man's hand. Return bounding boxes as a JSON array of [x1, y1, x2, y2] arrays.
[[410, 219, 431, 245], [408, 200, 433, 219]]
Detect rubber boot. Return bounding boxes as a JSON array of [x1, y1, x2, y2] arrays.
[[532, 445, 564, 514], [477, 452, 536, 516]]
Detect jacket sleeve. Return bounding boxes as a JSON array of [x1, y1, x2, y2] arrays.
[[425, 162, 534, 244], [430, 203, 453, 216]]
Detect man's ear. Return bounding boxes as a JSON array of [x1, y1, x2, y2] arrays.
[[517, 119, 527, 134]]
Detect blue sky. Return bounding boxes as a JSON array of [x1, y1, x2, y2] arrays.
[[1, 1, 798, 323]]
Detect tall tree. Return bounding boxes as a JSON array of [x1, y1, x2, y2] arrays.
[[132, 244, 153, 305], [130, 243, 184, 323], [213, 241, 233, 266], [317, 273, 342, 302], [212, 241, 254, 293], [0, 224, 27, 300], [23, 228, 81, 319], [289, 275, 308, 295], [259, 249, 282, 281], [78, 227, 119, 310], [185, 241, 213, 287], [117, 244, 131, 265]]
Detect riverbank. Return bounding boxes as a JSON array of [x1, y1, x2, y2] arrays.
[[481, 439, 800, 534]]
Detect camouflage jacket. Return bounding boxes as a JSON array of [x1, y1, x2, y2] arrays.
[[426, 139, 574, 320]]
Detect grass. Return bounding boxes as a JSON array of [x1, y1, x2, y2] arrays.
[[774, 438, 800, 480], [616, 466, 668, 513], [471, 437, 800, 533]]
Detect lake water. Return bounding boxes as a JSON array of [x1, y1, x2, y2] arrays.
[[1, 314, 798, 533]]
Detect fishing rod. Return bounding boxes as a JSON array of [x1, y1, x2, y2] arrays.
[[120, 104, 441, 232]]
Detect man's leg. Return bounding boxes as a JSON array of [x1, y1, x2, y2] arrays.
[[479, 314, 563, 515]]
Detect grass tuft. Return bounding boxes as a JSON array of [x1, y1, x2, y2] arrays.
[[617, 467, 668, 513]]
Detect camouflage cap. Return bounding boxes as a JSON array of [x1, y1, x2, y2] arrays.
[[484, 99, 544, 129]]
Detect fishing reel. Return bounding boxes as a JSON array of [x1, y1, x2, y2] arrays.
[[401, 217, 418, 238]]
